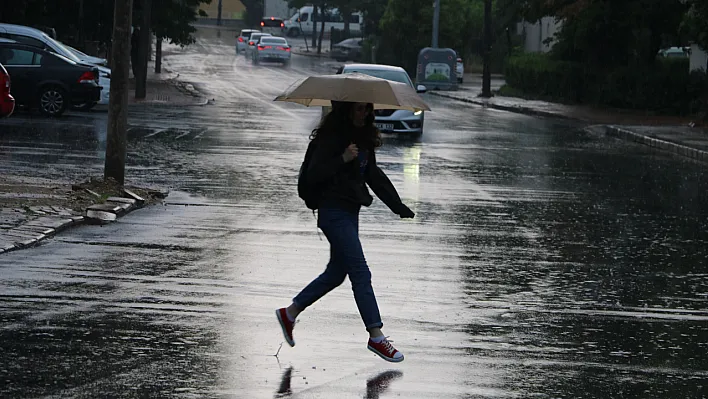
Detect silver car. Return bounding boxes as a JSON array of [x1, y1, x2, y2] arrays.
[[252, 36, 291, 66], [244, 33, 272, 59], [337, 64, 427, 135], [237, 29, 260, 54]]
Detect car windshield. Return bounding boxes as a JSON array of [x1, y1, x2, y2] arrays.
[[343, 68, 412, 87], [261, 38, 287, 45]]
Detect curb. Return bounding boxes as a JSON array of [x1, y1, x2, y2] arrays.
[[429, 91, 708, 163], [604, 126, 708, 163], [427, 91, 575, 121], [0, 189, 159, 256]]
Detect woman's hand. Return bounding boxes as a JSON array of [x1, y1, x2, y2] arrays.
[[342, 143, 359, 163], [398, 204, 415, 219]]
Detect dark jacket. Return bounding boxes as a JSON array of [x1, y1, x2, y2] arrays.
[[307, 129, 407, 215]]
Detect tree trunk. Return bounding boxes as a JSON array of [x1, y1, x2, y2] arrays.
[[343, 9, 351, 37], [105, 0, 134, 185], [135, 0, 151, 99], [311, 6, 318, 48], [480, 0, 493, 98], [155, 36, 162, 74], [317, 4, 326, 54]]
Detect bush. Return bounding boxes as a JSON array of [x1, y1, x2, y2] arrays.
[[504, 53, 708, 115]]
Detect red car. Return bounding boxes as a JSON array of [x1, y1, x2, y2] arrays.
[[0, 62, 14, 117]]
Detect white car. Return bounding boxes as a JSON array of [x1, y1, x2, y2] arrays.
[[456, 53, 464, 83], [237, 29, 260, 54], [244, 33, 272, 59], [336, 64, 427, 135], [66, 45, 110, 107], [252, 36, 291, 66]]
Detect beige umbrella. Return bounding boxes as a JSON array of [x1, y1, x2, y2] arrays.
[[274, 73, 431, 112]]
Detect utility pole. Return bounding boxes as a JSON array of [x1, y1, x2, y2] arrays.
[[480, 0, 493, 98], [105, 0, 134, 185], [432, 0, 440, 48], [135, 0, 152, 99], [217, 0, 223, 26]]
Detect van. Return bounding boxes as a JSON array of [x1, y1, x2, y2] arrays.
[[260, 17, 285, 36], [283, 6, 363, 38]]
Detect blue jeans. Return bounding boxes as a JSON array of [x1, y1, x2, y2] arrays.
[[293, 206, 383, 330]]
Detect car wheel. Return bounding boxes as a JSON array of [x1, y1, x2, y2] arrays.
[[38, 86, 68, 117]]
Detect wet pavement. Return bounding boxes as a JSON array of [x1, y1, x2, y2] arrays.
[[1, 28, 708, 398]]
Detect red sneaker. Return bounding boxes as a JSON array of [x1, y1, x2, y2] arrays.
[[367, 337, 404, 362], [276, 308, 295, 347]]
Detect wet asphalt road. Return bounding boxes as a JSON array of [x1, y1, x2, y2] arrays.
[[2, 29, 708, 398]]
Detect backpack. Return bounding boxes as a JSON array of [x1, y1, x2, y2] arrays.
[[298, 139, 319, 210]]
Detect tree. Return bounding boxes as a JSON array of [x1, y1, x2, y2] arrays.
[[355, 0, 388, 36], [378, 0, 481, 74], [480, 0, 493, 97], [241, 0, 263, 28], [682, 0, 708, 50], [520, 0, 688, 67], [149, 0, 212, 47]]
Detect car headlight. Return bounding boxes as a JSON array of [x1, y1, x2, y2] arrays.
[[414, 110, 423, 116]]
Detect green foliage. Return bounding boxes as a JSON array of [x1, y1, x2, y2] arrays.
[[149, 0, 212, 46], [505, 53, 708, 114], [682, 0, 708, 51], [378, 0, 484, 74], [519, 0, 689, 67], [0, 0, 211, 49]]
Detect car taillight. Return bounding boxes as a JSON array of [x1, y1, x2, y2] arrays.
[[1, 73, 9, 93], [278, 46, 290, 52], [280, 22, 284, 27], [239, 37, 244, 42], [260, 22, 265, 27], [78, 71, 96, 83], [457, 58, 462, 63], [258, 45, 272, 50], [249, 41, 255, 45]]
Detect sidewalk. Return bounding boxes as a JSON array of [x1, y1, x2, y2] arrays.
[[126, 61, 208, 107], [0, 60, 189, 255], [429, 76, 708, 164]]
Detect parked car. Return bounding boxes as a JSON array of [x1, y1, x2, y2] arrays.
[[659, 47, 690, 58], [245, 33, 272, 58], [65, 43, 110, 108], [260, 17, 285, 36], [0, 62, 15, 118], [237, 29, 260, 54], [252, 36, 291, 66], [0, 23, 111, 108], [331, 38, 363, 62], [336, 63, 427, 135], [0, 43, 101, 116], [456, 52, 464, 83]]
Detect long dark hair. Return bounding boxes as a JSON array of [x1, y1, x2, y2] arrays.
[[309, 102, 382, 149]]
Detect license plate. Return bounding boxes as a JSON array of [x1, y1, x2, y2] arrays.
[[376, 123, 394, 131]]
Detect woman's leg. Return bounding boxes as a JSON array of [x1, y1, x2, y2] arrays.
[[291, 245, 347, 313], [318, 208, 383, 330]]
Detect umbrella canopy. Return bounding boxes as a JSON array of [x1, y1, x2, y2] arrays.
[[274, 73, 431, 112]]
